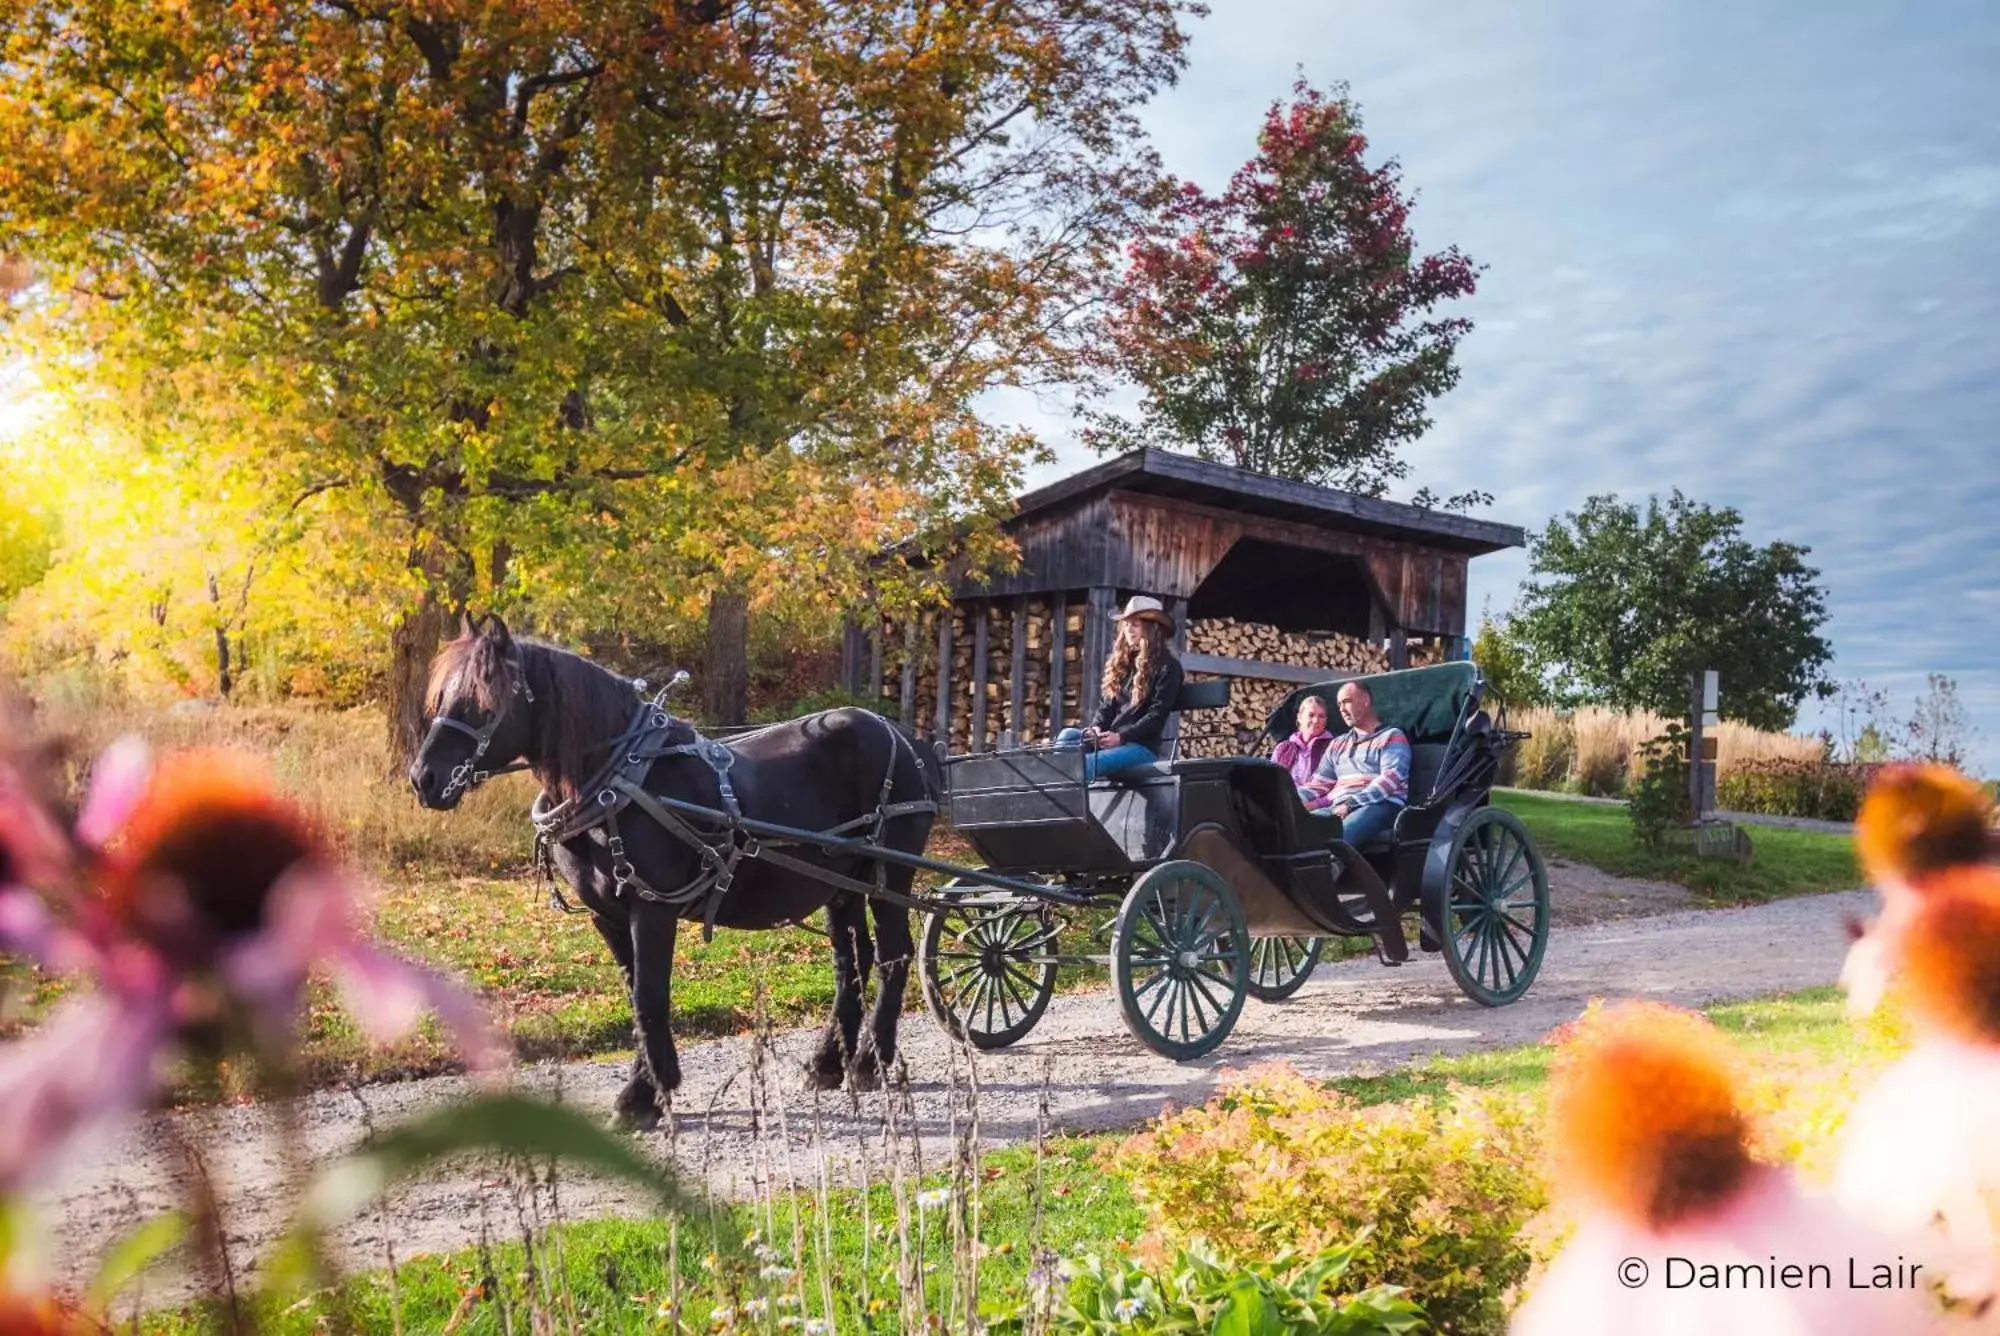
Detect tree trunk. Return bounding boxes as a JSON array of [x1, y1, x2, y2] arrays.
[[206, 574, 234, 698], [703, 587, 749, 726], [386, 540, 453, 766]]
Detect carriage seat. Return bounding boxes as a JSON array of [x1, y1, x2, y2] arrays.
[[1087, 675, 1232, 787], [1297, 741, 1452, 850]]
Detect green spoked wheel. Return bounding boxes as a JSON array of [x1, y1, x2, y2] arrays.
[[1245, 936, 1324, 1001], [1436, 807, 1549, 1006], [1112, 861, 1250, 1060], [919, 893, 1060, 1050]]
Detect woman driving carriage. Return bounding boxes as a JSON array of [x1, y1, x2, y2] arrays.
[[1055, 595, 1184, 779]]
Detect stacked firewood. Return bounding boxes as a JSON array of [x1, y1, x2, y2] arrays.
[[1172, 673, 1295, 759], [891, 597, 1086, 748], [1186, 619, 1390, 676]]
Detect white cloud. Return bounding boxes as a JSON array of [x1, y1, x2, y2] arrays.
[[981, 0, 2000, 772]]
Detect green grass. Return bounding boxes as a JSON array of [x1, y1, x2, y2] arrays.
[[140, 1136, 1142, 1335], [1329, 985, 1903, 1107], [1495, 790, 1861, 903]]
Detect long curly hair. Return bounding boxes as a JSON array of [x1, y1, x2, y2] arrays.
[[1101, 617, 1172, 707]]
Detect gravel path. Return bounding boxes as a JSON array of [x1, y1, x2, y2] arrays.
[[42, 868, 1869, 1311]]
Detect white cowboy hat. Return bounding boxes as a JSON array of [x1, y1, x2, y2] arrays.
[[1114, 595, 1175, 631]]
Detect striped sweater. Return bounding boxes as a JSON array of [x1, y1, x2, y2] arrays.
[[1301, 725, 1412, 811]]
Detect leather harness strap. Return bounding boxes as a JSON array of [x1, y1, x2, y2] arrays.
[[529, 701, 938, 940]]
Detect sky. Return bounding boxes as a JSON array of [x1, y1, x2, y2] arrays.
[[998, 0, 2000, 772]]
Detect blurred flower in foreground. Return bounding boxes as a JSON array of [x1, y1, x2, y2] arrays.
[[1842, 765, 1995, 1019], [0, 1292, 100, 1335], [1512, 1001, 1940, 1335], [1836, 864, 2000, 1315], [0, 736, 507, 1193]]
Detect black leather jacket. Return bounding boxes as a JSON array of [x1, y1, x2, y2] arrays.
[[1092, 654, 1184, 750]]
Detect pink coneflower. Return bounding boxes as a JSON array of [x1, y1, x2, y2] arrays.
[[1836, 866, 2000, 1313], [0, 738, 506, 1193], [1512, 1001, 1941, 1335]]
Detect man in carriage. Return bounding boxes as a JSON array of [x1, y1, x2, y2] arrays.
[[1297, 679, 1413, 849]]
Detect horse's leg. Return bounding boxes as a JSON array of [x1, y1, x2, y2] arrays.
[[855, 889, 915, 1090], [592, 912, 659, 1131], [808, 893, 869, 1091], [629, 901, 683, 1103]]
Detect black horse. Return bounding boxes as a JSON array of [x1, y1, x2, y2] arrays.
[[409, 615, 938, 1128]]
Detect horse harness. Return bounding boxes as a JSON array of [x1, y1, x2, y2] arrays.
[[525, 696, 939, 941], [421, 672, 537, 803]]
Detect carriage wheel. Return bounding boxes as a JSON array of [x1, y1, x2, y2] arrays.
[[1245, 936, 1324, 1001], [1435, 807, 1549, 1006], [919, 894, 1060, 1050], [1112, 861, 1249, 1060]]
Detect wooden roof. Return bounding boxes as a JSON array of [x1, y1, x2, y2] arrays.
[[1012, 449, 1525, 556]]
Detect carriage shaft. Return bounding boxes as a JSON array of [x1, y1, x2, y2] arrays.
[[641, 794, 1098, 908]]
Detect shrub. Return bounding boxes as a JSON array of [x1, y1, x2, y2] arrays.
[[1627, 723, 1691, 850], [1034, 1236, 1429, 1335], [1717, 759, 1885, 822], [1106, 1064, 1545, 1335]]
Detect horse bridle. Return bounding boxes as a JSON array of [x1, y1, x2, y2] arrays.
[[422, 663, 536, 802]]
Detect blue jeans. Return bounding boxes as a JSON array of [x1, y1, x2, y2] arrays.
[[1305, 798, 1401, 849], [1055, 728, 1157, 780]]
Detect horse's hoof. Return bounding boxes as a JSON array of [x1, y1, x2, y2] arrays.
[[613, 1103, 663, 1134], [803, 1064, 845, 1092], [847, 1055, 884, 1092]]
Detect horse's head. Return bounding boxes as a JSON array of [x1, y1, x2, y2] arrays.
[[410, 613, 537, 811]]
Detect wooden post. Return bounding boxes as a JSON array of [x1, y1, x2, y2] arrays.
[[1081, 586, 1116, 726], [899, 618, 917, 728], [935, 607, 954, 742], [1050, 590, 1068, 734], [1689, 669, 1719, 820], [868, 623, 884, 708], [840, 619, 867, 695], [1389, 625, 1409, 670], [1009, 597, 1027, 745], [1164, 596, 1189, 757], [970, 601, 990, 752]]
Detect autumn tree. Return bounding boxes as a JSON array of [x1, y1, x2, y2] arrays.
[[1511, 492, 1835, 731], [1082, 79, 1481, 495], [0, 0, 1197, 747]]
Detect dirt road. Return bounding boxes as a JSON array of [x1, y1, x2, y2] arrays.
[[41, 877, 1870, 1310]]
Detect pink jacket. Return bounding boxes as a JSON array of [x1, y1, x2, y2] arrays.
[[1271, 730, 1334, 788]]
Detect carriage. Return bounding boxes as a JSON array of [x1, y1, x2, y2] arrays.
[[417, 620, 1552, 1092], [915, 661, 1551, 1059]]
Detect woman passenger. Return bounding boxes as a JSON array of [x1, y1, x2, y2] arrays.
[[1272, 695, 1333, 787]]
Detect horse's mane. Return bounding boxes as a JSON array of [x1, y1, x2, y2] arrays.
[[427, 632, 695, 799]]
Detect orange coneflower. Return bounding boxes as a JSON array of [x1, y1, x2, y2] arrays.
[[1512, 1001, 1941, 1335], [1837, 866, 2000, 1311], [1842, 765, 1996, 1020], [1856, 764, 1994, 890], [0, 736, 507, 1195]]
